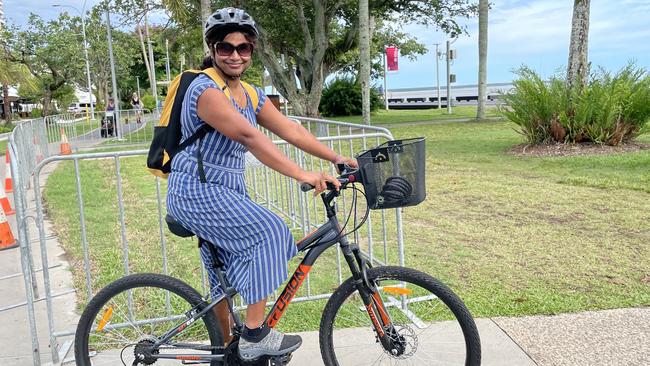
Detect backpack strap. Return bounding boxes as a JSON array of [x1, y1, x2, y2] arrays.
[[180, 68, 261, 183], [202, 67, 260, 112], [241, 82, 260, 112]]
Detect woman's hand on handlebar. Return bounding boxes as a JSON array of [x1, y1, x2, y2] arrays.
[[299, 171, 340, 195], [334, 155, 358, 169]]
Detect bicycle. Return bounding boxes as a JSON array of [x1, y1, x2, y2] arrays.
[[74, 138, 481, 365]]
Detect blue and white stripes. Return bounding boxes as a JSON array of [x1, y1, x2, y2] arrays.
[[167, 74, 296, 304]]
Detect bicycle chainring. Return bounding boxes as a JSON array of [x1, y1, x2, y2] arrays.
[[132, 337, 160, 365]]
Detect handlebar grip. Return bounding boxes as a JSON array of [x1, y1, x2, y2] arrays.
[[300, 182, 314, 192], [300, 180, 348, 192]]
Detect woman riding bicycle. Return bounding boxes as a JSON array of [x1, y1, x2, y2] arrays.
[[166, 7, 357, 362]]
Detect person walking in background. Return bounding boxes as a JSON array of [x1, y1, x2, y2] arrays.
[[130, 92, 143, 124]]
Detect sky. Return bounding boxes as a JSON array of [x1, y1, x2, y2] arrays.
[[4, 0, 650, 90]]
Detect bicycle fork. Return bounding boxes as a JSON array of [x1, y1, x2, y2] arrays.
[[340, 239, 407, 356]]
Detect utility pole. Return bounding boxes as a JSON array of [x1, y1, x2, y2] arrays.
[[434, 43, 441, 109], [136, 76, 140, 99], [106, 9, 121, 138], [145, 12, 159, 112], [383, 50, 388, 110], [165, 39, 171, 83], [446, 40, 451, 114], [446, 35, 458, 114]]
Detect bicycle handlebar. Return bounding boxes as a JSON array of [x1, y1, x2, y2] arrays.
[[300, 179, 349, 192], [299, 164, 359, 192]]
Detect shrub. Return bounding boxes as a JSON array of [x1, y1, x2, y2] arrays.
[[31, 108, 43, 118], [500, 63, 650, 145], [141, 94, 157, 111], [319, 77, 382, 117], [0, 124, 15, 133]]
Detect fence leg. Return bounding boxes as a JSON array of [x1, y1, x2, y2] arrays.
[[11, 141, 42, 366]]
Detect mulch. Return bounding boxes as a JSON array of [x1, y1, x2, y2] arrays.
[[508, 141, 650, 157]]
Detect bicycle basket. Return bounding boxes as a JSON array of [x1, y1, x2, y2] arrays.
[[357, 137, 426, 210]]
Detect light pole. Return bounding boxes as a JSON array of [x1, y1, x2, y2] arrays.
[[106, 9, 121, 138], [383, 49, 388, 110], [434, 43, 441, 109], [53, 1, 95, 119], [446, 34, 458, 114]]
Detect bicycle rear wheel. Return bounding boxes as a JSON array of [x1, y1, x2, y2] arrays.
[[319, 266, 481, 365], [74, 273, 223, 366]]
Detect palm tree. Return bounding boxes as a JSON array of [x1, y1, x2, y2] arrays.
[[0, 59, 34, 124], [163, 0, 212, 53], [476, 0, 488, 120], [567, 0, 590, 89]]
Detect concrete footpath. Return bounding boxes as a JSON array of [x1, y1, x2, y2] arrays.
[[0, 159, 78, 365], [0, 155, 648, 365]]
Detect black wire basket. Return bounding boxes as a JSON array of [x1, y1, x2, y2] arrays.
[[357, 137, 426, 210]]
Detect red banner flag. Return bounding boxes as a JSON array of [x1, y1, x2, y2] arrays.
[[386, 46, 399, 71]]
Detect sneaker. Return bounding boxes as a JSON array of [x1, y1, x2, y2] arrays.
[[238, 328, 302, 361]]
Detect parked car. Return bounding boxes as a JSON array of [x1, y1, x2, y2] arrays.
[[68, 102, 95, 115]]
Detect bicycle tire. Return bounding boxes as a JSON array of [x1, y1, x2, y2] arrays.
[[319, 266, 481, 365], [74, 273, 224, 366]]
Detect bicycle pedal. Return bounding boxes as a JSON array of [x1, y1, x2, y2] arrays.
[[269, 353, 292, 365]]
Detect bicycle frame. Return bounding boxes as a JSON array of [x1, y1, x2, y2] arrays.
[[144, 188, 395, 363]]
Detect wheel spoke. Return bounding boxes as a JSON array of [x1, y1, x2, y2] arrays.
[[75, 274, 222, 366]]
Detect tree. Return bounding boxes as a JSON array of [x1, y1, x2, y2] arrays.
[[567, 0, 590, 89], [200, 0, 212, 53], [161, 0, 477, 117], [359, 0, 370, 125], [83, 8, 140, 106], [7, 14, 85, 115], [476, 0, 488, 120], [0, 59, 34, 123]]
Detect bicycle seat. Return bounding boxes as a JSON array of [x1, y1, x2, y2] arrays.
[[165, 214, 195, 238]]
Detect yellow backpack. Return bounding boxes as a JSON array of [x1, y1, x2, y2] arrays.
[[146, 68, 259, 181]]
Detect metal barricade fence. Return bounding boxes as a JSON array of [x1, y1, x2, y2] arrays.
[[8, 115, 405, 365], [42, 109, 158, 152]]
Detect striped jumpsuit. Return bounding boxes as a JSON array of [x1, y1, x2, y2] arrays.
[[167, 74, 297, 304]]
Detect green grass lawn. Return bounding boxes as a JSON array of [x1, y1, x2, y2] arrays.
[[43, 116, 650, 332]]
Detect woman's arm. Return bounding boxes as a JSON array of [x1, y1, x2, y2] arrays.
[[197, 87, 340, 192], [256, 102, 357, 167]]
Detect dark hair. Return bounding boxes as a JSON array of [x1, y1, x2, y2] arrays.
[[200, 25, 258, 70]]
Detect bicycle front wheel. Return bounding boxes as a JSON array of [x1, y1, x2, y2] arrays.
[[319, 266, 481, 365], [74, 273, 223, 366]]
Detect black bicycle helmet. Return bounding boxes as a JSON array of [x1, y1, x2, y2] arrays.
[[204, 7, 259, 44], [377, 176, 413, 205]]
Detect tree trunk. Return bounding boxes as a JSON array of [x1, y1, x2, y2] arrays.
[[567, 0, 590, 89], [2, 84, 10, 124], [254, 1, 330, 118], [476, 0, 488, 120], [42, 89, 52, 116], [137, 24, 153, 88], [200, 0, 212, 54], [359, 0, 370, 125]]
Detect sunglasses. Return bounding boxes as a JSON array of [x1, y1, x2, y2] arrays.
[[214, 42, 254, 57]]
